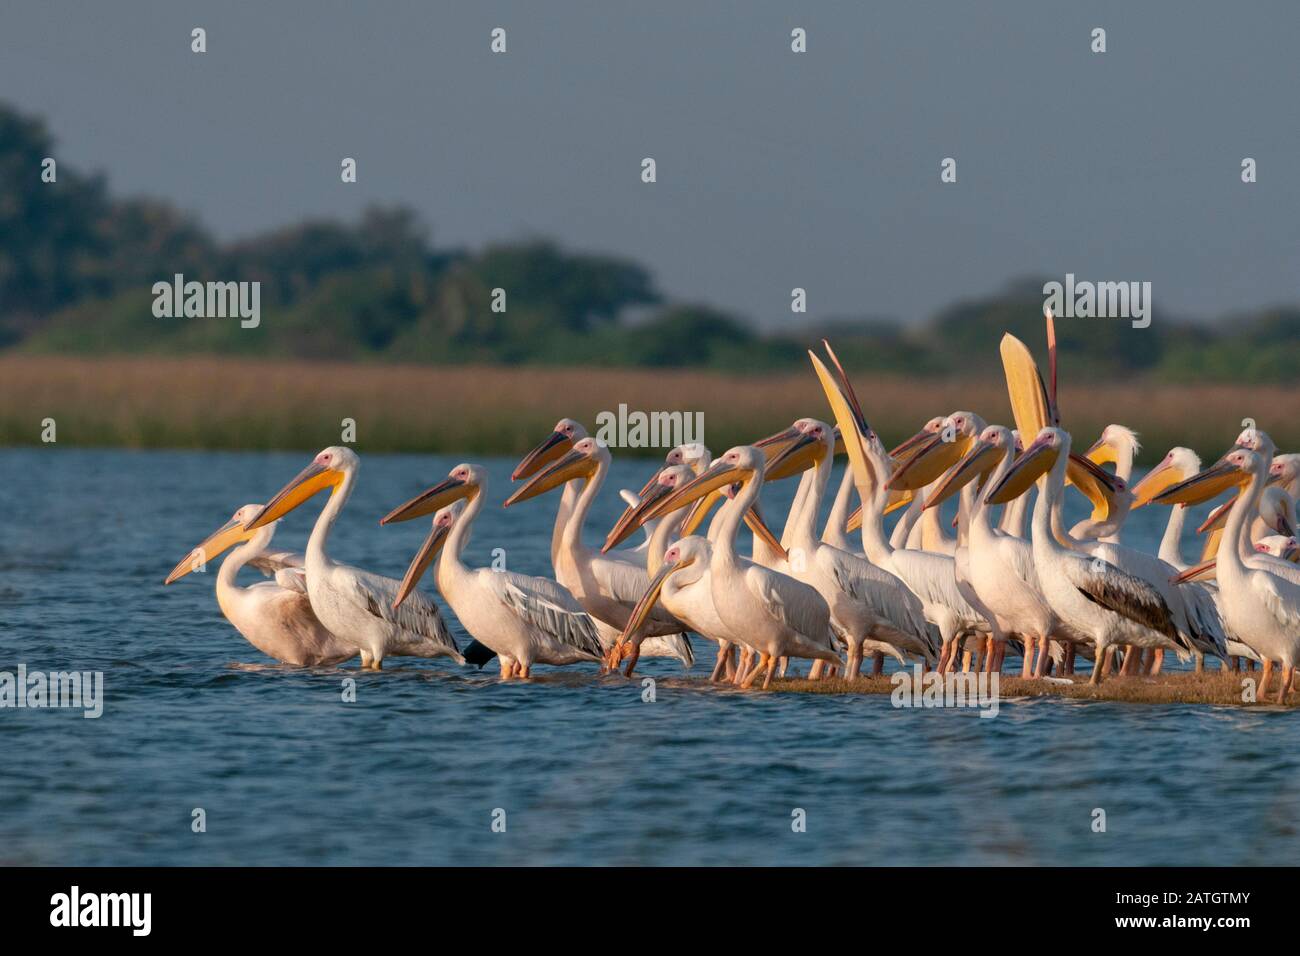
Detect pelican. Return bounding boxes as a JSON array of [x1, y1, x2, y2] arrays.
[[766, 419, 936, 673], [381, 464, 604, 677], [986, 427, 1191, 684], [243, 447, 462, 669], [164, 504, 357, 666], [505, 436, 694, 667], [1081, 425, 1141, 543], [808, 349, 987, 674], [1160, 447, 1300, 702], [642, 445, 843, 688], [924, 423, 1065, 676]]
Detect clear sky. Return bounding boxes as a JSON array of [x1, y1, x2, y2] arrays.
[[1, 1, 1296, 327]]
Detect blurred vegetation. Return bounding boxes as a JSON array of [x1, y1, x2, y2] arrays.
[[2, 101, 1296, 381]]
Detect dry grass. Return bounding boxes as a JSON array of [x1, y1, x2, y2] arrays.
[[1, 354, 1297, 458], [763, 670, 1293, 707]]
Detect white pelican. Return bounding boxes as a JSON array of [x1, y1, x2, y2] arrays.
[[164, 504, 357, 666], [1081, 424, 1141, 543], [243, 447, 462, 669], [924, 423, 1065, 676], [642, 445, 843, 689], [767, 418, 936, 673], [505, 436, 694, 667], [1160, 447, 1300, 702], [381, 464, 604, 678], [985, 427, 1192, 684], [807, 349, 987, 674]]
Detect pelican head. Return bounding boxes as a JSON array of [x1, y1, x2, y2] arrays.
[[381, 462, 485, 525], [1256, 535, 1300, 563], [765, 418, 835, 481], [1129, 447, 1201, 509], [1082, 424, 1141, 470], [1269, 453, 1300, 491], [244, 446, 355, 531], [512, 418, 586, 481], [393, 501, 464, 608], [890, 416, 946, 460], [165, 503, 270, 584], [925, 424, 1014, 510], [643, 445, 764, 522], [985, 426, 1068, 505], [1153, 445, 1263, 507], [887, 411, 985, 492], [604, 464, 694, 551], [504, 436, 608, 507], [666, 442, 712, 473], [618, 536, 710, 645], [1233, 425, 1276, 460]]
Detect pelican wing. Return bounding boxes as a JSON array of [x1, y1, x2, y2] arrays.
[[1063, 554, 1182, 646], [1179, 580, 1228, 657], [889, 548, 982, 624], [746, 566, 834, 649], [1253, 570, 1300, 632], [493, 573, 604, 658], [826, 548, 932, 644], [591, 556, 685, 632], [274, 566, 309, 595], [343, 567, 459, 654]]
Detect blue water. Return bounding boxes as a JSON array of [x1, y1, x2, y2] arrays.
[[1, 447, 1297, 865]]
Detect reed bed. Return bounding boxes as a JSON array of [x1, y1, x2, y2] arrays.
[[1, 354, 1296, 460]]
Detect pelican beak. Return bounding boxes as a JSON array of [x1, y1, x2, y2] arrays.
[[845, 489, 911, 534], [985, 434, 1059, 505], [1000, 333, 1055, 439], [618, 555, 695, 646], [754, 425, 803, 465], [1129, 460, 1185, 509], [888, 432, 970, 492], [1197, 494, 1236, 535], [1152, 458, 1242, 507], [832, 427, 845, 456], [380, 476, 472, 525], [1082, 436, 1118, 467], [925, 439, 999, 510], [744, 503, 788, 561], [504, 448, 595, 507], [681, 489, 725, 535], [164, 516, 253, 584], [244, 460, 343, 530], [1172, 559, 1217, 586], [644, 459, 750, 522], [889, 427, 936, 461], [766, 431, 824, 481], [512, 429, 573, 481], [1284, 540, 1300, 563], [603, 478, 678, 552], [1278, 508, 1298, 538], [809, 342, 880, 493], [394, 521, 451, 609]]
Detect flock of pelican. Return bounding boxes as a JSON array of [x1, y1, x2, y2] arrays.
[[165, 315, 1300, 702]]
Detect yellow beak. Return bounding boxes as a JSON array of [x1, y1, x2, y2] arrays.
[[925, 439, 1001, 510], [766, 431, 826, 481], [1129, 460, 1186, 509], [164, 517, 253, 584], [380, 476, 473, 525], [244, 461, 343, 531], [618, 555, 695, 646], [394, 522, 450, 609], [1151, 458, 1242, 507], [643, 459, 751, 523], [985, 435, 1059, 505], [887, 432, 971, 492], [603, 478, 678, 552], [745, 503, 788, 562], [512, 429, 574, 481], [504, 448, 596, 507]]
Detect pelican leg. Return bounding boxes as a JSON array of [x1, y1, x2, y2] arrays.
[[846, 639, 863, 679], [499, 658, 515, 680], [360, 649, 374, 670], [872, 652, 884, 676], [724, 644, 738, 680], [1193, 653, 1204, 674], [734, 648, 754, 686], [1091, 645, 1112, 686], [710, 641, 732, 682], [1277, 666, 1294, 705], [741, 652, 769, 690], [1259, 659, 1274, 699], [762, 654, 779, 690], [778, 656, 789, 677], [518, 663, 531, 679], [808, 659, 824, 681], [1033, 635, 1050, 678], [1020, 637, 1034, 678], [961, 648, 973, 673], [1149, 648, 1165, 677]]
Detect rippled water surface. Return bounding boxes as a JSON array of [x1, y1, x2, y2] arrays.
[[1, 448, 1297, 865]]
